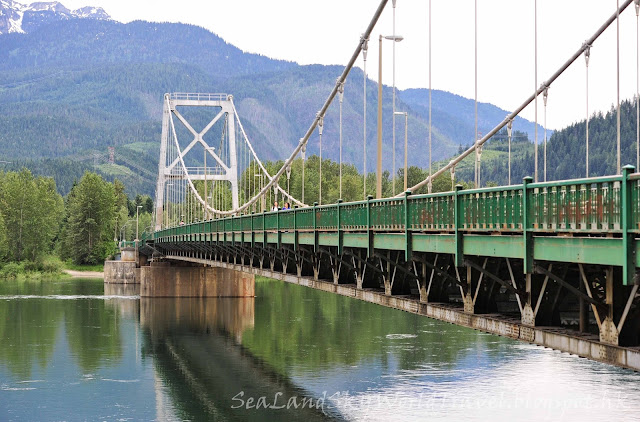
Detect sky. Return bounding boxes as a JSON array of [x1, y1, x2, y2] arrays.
[[50, 0, 640, 133]]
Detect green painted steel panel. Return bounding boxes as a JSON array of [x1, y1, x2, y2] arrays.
[[412, 234, 456, 254], [298, 232, 315, 246], [281, 232, 295, 245], [266, 233, 278, 244], [533, 236, 624, 266], [343, 233, 368, 248], [373, 233, 405, 250], [463, 235, 523, 259], [318, 232, 339, 247]]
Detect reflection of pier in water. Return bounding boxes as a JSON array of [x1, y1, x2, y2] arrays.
[[140, 297, 339, 421], [104, 283, 140, 320]]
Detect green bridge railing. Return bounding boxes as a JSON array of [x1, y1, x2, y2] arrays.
[[153, 167, 640, 285], [156, 167, 638, 238]]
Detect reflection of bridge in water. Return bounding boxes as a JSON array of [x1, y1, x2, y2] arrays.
[[140, 297, 341, 421]]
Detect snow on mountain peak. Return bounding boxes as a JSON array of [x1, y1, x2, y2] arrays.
[[0, 1, 111, 34]]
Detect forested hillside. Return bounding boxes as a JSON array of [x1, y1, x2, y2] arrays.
[[0, 14, 545, 196]]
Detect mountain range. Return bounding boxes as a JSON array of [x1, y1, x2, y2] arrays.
[[0, 1, 547, 196], [0, 0, 109, 34]]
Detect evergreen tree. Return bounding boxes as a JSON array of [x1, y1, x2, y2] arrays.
[[0, 169, 63, 261], [63, 172, 116, 264], [0, 211, 7, 260]]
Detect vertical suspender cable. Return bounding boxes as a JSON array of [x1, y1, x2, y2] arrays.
[[617, 0, 622, 174], [339, 81, 344, 199], [428, 0, 433, 194], [301, 140, 306, 204], [377, 35, 383, 199], [637, 0, 640, 169], [543, 87, 548, 181], [474, 0, 479, 187], [585, 44, 590, 177], [507, 118, 513, 185], [363, 36, 368, 198], [319, 115, 324, 205], [534, 0, 539, 182]]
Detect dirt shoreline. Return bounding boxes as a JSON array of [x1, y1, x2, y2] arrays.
[[63, 269, 104, 279]]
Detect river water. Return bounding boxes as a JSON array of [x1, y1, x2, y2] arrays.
[[0, 277, 639, 421]]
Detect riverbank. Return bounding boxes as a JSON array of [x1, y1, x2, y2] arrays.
[[63, 269, 104, 279], [0, 259, 105, 281]]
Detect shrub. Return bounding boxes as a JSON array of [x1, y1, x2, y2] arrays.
[[40, 256, 64, 273], [0, 262, 25, 279], [23, 260, 40, 272]]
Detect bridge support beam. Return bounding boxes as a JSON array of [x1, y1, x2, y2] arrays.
[[463, 265, 474, 314], [139, 261, 254, 298], [521, 273, 536, 326], [600, 267, 619, 345]]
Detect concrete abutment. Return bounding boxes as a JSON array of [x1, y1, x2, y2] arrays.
[[104, 260, 137, 284], [139, 261, 255, 298]]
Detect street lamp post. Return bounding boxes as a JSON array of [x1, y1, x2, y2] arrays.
[[377, 33, 404, 199], [362, 35, 369, 199], [254, 173, 265, 212], [136, 205, 143, 243], [391, 0, 398, 196], [120, 219, 136, 243], [394, 111, 408, 191]]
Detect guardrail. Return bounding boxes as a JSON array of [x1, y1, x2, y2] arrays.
[[152, 168, 639, 285], [155, 168, 637, 238], [169, 93, 228, 102]]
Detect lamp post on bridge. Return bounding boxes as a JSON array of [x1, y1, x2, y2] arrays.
[[254, 173, 265, 212], [136, 205, 143, 242], [120, 219, 135, 244], [377, 33, 403, 199], [394, 111, 408, 191]]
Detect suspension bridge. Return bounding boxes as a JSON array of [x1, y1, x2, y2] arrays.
[[133, 0, 640, 370]]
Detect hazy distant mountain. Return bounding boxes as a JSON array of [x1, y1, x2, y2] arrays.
[[399, 88, 550, 146]]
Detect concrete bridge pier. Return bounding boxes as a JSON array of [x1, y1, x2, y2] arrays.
[[104, 247, 137, 284], [139, 261, 255, 298]]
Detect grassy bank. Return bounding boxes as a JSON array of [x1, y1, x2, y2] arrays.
[[63, 261, 104, 272]]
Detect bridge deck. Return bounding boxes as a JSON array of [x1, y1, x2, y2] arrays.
[[153, 170, 640, 285]]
